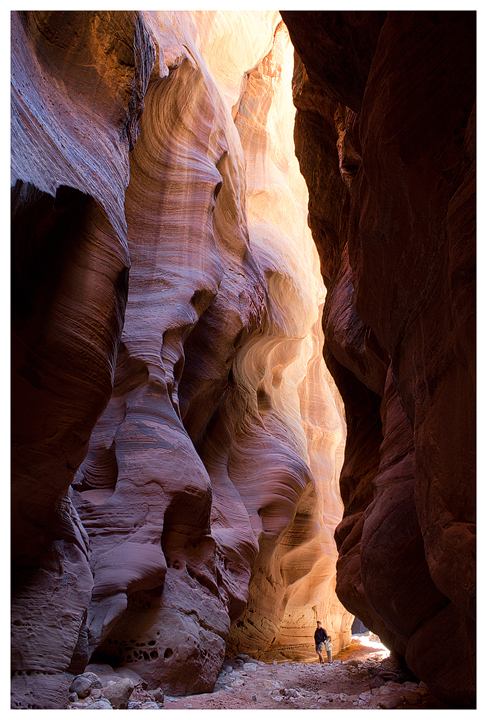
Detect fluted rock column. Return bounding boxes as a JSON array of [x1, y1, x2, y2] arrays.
[[11, 10, 350, 704], [11, 10, 154, 708]]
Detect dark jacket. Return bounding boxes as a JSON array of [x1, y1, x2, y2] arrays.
[[314, 627, 327, 644]]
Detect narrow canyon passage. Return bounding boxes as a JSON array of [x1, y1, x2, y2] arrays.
[[11, 9, 475, 710]]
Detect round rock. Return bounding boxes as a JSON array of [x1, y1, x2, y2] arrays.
[[69, 672, 103, 699]]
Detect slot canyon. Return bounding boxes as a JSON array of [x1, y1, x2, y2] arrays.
[[11, 9, 475, 710]]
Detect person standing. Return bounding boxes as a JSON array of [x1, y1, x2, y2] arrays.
[[325, 634, 333, 663], [314, 621, 329, 664]]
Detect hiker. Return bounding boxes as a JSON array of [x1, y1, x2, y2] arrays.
[[325, 634, 333, 663], [314, 621, 331, 664]]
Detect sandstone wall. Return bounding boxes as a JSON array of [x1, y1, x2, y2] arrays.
[[281, 9, 476, 708], [11, 10, 349, 708]]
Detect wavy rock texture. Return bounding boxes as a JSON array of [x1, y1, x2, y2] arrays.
[[281, 9, 476, 708], [11, 10, 348, 708]]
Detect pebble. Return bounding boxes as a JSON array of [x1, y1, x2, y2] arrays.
[[70, 698, 113, 709], [101, 677, 134, 709], [377, 693, 403, 709], [235, 654, 251, 663], [69, 672, 102, 699], [386, 680, 404, 689], [402, 689, 421, 705], [243, 662, 258, 671], [88, 699, 113, 709], [152, 688, 164, 703]]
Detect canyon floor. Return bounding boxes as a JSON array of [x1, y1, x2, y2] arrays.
[[69, 633, 453, 711], [159, 636, 452, 711]]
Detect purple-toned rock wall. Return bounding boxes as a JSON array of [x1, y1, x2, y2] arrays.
[[11, 10, 348, 708]]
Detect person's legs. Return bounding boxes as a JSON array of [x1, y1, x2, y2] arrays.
[[326, 649, 332, 663], [316, 643, 324, 663]]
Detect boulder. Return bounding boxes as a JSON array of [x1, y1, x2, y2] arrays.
[[88, 699, 113, 709], [101, 678, 135, 709], [243, 663, 258, 672], [69, 672, 103, 699], [152, 688, 164, 703], [377, 694, 403, 709], [403, 690, 421, 705]]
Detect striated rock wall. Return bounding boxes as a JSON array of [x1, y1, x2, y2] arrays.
[[11, 10, 349, 708], [281, 9, 476, 708]]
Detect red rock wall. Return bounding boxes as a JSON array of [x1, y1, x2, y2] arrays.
[[11, 10, 349, 708], [281, 9, 476, 708]]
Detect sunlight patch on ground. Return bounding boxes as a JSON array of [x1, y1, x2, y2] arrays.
[[354, 632, 390, 660]]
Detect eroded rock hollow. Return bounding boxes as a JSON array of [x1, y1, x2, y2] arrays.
[[11, 10, 349, 708]]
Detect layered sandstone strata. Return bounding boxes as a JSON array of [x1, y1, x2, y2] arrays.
[[11, 10, 348, 708], [281, 9, 476, 708]]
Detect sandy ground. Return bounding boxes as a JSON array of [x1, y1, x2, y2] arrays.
[[155, 635, 452, 711]]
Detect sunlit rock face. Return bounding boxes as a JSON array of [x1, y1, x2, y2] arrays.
[[281, 10, 476, 708], [11, 10, 348, 707]]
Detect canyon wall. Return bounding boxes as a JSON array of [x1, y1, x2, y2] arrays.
[[11, 10, 349, 709], [281, 9, 476, 708]]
